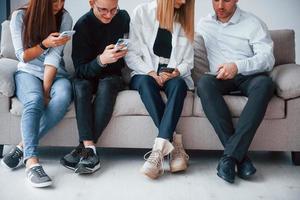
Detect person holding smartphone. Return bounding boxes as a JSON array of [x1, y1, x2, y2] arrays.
[[1, 0, 72, 187], [125, 0, 195, 179], [60, 0, 130, 174]]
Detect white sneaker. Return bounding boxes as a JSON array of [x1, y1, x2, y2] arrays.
[[170, 134, 189, 173], [140, 138, 174, 179]]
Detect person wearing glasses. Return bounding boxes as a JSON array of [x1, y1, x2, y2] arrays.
[[125, 0, 195, 179], [2, 0, 72, 187], [60, 0, 129, 174]]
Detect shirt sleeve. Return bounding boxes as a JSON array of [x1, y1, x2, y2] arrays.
[[234, 19, 275, 75], [44, 11, 73, 69], [125, 7, 154, 75], [10, 10, 25, 63]]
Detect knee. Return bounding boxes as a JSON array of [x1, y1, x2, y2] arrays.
[[23, 93, 44, 110], [135, 75, 158, 92], [73, 79, 92, 98], [169, 78, 187, 95], [53, 80, 72, 105], [253, 76, 275, 95]]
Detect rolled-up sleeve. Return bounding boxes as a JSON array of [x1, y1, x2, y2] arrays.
[[10, 10, 25, 63], [44, 11, 73, 68]]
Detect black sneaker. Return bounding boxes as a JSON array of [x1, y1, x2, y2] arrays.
[[60, 143, 84, 171], [1, 146, 23, 169], [26, 164, 52, 188], [75, 148, 100, 174]]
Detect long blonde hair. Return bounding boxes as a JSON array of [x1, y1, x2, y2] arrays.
[[156, 0, 195, 42]]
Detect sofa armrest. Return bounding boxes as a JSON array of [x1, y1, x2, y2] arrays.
[[270, 64, 300, 100], [0, 58, 18, 97]]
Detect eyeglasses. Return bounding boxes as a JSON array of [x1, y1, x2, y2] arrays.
[[94, 3, 120, 16]]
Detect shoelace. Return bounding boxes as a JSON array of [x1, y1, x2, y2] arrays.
[[171, 144, 189, 161], [71, 146, 83, 157], [34, 166, 47, 178], [144, 150, 164, 175], [11, 148, 23, 159], [81, 148, 93, 160]]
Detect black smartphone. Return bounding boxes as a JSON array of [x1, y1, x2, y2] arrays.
[[159, 68, 175, 73]]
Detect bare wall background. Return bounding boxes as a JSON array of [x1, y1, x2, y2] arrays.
[[10, 0, 300, 63]]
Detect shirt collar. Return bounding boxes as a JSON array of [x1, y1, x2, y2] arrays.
[[211, 6, 241, 25]]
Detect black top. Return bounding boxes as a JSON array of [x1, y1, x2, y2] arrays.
[[153, 28, 172, 70], [72, 9, 130, 80], [153, 28, 172, 58]]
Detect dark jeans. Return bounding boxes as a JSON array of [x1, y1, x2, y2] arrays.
[[130, 75, 187, 140], [197, 73, 275, 162], [73, 76, 124, 143]]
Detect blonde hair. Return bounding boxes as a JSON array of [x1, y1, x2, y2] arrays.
[[156, 0, 195, 42]]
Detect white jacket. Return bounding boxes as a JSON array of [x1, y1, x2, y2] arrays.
[[125, 1, 194, 90]]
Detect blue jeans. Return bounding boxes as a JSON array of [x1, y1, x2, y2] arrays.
[[130, 75, 187, 140], [15, 71, 72, 161]]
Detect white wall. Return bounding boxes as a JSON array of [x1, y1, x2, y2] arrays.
[[10, 0, 300, 63]]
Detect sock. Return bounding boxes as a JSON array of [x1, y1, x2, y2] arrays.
[[16, 145, 23, 151]]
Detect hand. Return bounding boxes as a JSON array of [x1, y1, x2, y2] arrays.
[[159, 68, 180, 84], [99, 44, 128, 65], [42, 32, 70, 48], [148, 71, 163, 87], [216, 63, 238, 80], [43, 92, 51, 106]]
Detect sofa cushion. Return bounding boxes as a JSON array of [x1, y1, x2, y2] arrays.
[[10, 90, 194, 117], [0, 58, 18, 97], [0, 21, 16, 60], [193, 94, 285, 119], [113, 90, 194, 117], [270, 30, 295, 66], [192, 33, 209, 84], [270, 64, 300, 99], [10, 97, 76, 118]]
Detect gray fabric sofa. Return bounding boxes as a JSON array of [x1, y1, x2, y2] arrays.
[[0, 20, 300, 165]]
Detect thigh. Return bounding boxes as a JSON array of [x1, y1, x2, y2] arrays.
[[50, 77, 72, 98], [163, 76, 187, 97], [238, 74, 274, 97], [197, 74, 236, 95], [130, 75, 161, 91], [14, 71, 43, 104], [72, 78, 94, 99], [97, 75, 124, 93]]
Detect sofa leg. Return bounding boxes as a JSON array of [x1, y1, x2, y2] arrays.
[[291, 152, 300, 165], [0, 145, 3, 158]]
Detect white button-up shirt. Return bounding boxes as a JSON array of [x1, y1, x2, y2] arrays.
[[197, 7, 275, 75]]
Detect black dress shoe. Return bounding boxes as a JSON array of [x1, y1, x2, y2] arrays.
[[217, 155, 236, 183], [237, 156, 256, 179]]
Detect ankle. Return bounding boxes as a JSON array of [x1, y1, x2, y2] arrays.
[[26, 157, 39, 169]]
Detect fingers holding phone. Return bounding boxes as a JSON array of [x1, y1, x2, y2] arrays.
[[42, 32, 71, 48]]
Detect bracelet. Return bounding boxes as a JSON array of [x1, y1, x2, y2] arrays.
[[39, 42, 48, 50]]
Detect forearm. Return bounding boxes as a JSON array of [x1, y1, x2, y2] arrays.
[[43, 65, 57, 97], [23, 44, 45, 63]]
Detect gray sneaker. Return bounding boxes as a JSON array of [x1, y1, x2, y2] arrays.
[[26, 165, 52, 188], [60, 143, 84, 171], [1, 146, 23, 169], [75, 148, 100, 174]]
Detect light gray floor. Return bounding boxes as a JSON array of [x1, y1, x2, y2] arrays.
[[0, 146, 299, 200]]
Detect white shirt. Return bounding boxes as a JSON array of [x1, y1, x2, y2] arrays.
[[197, 7, 275, 75], [125, 1, 194, 90]]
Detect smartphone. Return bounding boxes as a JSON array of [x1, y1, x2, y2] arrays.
[[59, 30, 76, 38], [115, 38, 129, 51], [159, 68, 175, 73], [205, 71, 218, 76]]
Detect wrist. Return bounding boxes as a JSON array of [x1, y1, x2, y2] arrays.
[[98, 54, 107, 67], [39, 41, 48, 50]]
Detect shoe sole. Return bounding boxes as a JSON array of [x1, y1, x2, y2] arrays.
[[170, 162, 188, 173], [60, 159, 77, 171], [237, 169, 257, 179], [27, 179, 52, 188], [75, 163, 101, 174], [140, 167, 161, 179], [1, 158, 23, 170]]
